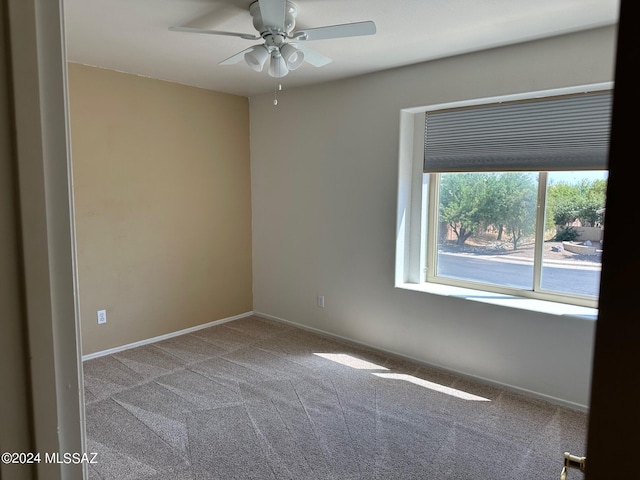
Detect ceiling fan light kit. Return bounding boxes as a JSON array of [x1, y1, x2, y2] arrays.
[[169, 0, 376, 78], [268, 50, 289, 77], [245, 45, 270, 72], [280, 43, 304, 70]]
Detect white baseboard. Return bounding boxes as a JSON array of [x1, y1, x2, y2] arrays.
[[81, 311, 254, 361], [253, 311, 589, 413]]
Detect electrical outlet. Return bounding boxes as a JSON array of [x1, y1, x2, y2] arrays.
[[317, 295, 325, 308], [97, 309, 107, 324]]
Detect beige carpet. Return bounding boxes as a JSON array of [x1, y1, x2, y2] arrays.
[[83, 315, 587, 479]]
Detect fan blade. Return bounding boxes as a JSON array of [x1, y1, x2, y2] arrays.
[[219, 46, 256, 65], [258, 0, 286, 30], [168, 26, 259, 40], [180, 4, 247, 30], [291, 43, 332, 67], [294, 21, 376, 41]]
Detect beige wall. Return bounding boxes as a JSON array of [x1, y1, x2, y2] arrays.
[[68, 64, 252, 355]]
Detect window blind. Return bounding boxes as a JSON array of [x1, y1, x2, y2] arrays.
[[424, 91, 613, 172]]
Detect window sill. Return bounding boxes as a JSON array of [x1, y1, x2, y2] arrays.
[[397, 282, 598, 320]]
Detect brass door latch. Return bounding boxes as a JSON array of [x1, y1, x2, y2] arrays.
[[560, 452, 586, 479]]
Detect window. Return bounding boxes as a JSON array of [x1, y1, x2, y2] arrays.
[[396, 84, 613, 314]]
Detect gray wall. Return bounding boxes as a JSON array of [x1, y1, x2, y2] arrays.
[[249, 26, 617, 409]]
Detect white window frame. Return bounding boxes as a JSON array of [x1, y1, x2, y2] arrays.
[[395, 83, 613, 319]]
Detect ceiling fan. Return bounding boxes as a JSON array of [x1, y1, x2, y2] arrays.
[[169, 0, 376, 78]]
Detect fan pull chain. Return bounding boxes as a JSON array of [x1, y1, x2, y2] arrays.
[[273, 77, 282, 106], [273, 49, 284, 106], [273, 78, 278, 105]]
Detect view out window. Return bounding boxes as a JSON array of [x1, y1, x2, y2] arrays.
[[429, 170, 607, 305], [396, 86, 613, 310]]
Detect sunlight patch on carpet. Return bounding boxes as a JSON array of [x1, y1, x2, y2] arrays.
[[313, 353, 389, 370], [373, 373, 491, 401]]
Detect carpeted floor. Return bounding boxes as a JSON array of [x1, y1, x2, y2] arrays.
[[82, 315, 587, 479]]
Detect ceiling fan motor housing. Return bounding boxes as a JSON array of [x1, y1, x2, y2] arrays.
[[249, 1, 298, 36]]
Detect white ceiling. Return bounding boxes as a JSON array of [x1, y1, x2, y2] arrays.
[[62, 0, 619, 98]]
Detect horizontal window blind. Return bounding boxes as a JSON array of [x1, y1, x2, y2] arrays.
[[424, 91, 612, 172]]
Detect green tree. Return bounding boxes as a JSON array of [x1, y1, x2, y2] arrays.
[[547, 182, 579, 226], [482, 173, 511, 241], [438, 173, 489, 245], [500, 173, 538, 249], [547, 178, 607, 228], [576, 179, 607, 226], [439, 172, 537, 249]]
